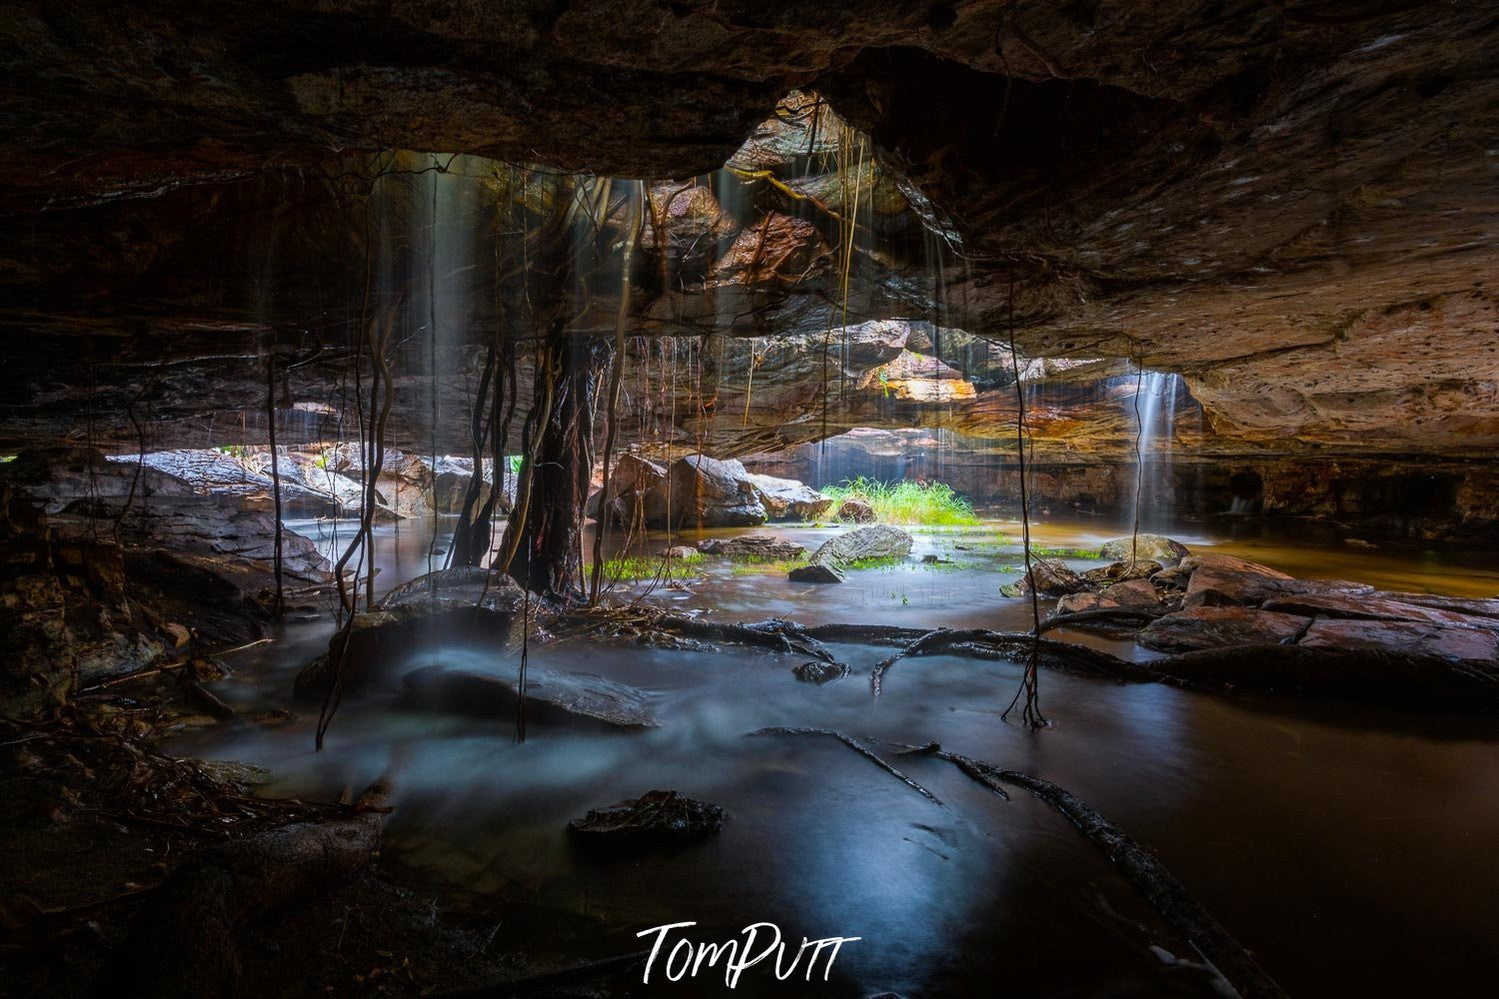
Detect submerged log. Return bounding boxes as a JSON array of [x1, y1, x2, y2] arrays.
[[105, 778, 393, 999], [914, 747, 1288, 999], [749, 726, 945, 807]]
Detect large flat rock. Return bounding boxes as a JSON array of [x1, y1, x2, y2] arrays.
[[1298, 619, 1499, 664], [1138, 606, 1310, 652], [1263, 593, 1499, 631]]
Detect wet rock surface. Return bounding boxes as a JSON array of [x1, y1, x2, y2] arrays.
[[567, 790, 724, 852], [697, 534, 807, 560], [1099, 535, 1190, 564], [294, 569, 529, 697], [1002, 557, 1089, 598], [1139, 606, 1310, 653], [402, 664, 658, 730], [788, 525, 913, 584], [744, 472, 832, 521], [1122, 549, 1499, 667]]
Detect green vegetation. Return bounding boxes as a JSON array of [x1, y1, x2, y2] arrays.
[[822, 477, 980, 526], [1028, 545, 1101, 559], [843, 554, 905, 570], [726, 554, 809, 576], [587, 551, 702, 582]]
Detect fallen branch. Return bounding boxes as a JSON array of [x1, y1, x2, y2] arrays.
[[906, 745, 1288, 999], [869, 627, 1160, 697], [178, 675, 235, 720], [1037, 608, 1167, 635], [749, 726, 944, 807]]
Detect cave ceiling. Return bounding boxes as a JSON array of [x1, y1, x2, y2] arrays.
[[1, 0, 1496, 459]]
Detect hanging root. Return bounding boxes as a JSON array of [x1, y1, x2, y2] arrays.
[[749, 727, 945, 807], [900, 744, 1289, 999], [1003, 269, 1047, 728]]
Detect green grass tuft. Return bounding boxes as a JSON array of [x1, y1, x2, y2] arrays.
[[586, 552, 701, 582], [822, 477, 980, 526]]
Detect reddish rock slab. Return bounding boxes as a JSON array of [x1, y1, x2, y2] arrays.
[[1182, 553, 1377, 609], [1299, 619, 1499, 663], [1375, 592, 1499, 622], [1099, 578, 1165, 610], [1081, 558, 1163, 586], [1138, 606, 1310, 652], [1264, 594, 1499, 632]]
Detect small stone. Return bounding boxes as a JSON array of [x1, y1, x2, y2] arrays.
[[789, 562, 845, 584], [836, 498, 876, 523], [568, 789, 725, 853], [162, 622, 191, 647], [792, 660, 852, 684]]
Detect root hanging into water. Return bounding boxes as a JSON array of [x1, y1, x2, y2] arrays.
[[1002, 271, 1048, 729], [317, 305, 399, 750], [263, 348, 285, 619]]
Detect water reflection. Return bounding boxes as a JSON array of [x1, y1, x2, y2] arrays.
[[178, 515, 1499, 996]]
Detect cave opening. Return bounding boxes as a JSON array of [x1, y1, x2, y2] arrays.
[[4, 10, 1499, 999]]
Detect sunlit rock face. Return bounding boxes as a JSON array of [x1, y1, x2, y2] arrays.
[[1, 4, 1496, 487]]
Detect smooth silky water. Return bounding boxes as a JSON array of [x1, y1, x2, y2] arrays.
[[174, 517, 1499, 997]]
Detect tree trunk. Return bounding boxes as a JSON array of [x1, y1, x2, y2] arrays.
[[502, 322, 605, 601]]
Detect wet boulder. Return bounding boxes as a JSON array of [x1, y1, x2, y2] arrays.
[[568, 789, 724, 852], [653, 455, 768, 528], [423, 456, 511, 515], [379, 566, 527, 615], [402, 664, 658, 729], [788, 525, 913, 583], [1137, 606, 1311, 652], [1099, 535, 1191, 563], [835, 497, 876, 523], [587, 455, 667, 525], [697, 534, 806, 560], [1180, 554, 1378, 609], [1001, 557, 1088, 598], [744, 472, 832, 521], [1082, 558, 1164, 586], [792, 660, 852, 684], [787, 562, 845, 583], [1179, 553, 1296, 607], [1058, 578, 1163, 616], [327, 444, 437, 520], [294, 568, 529, 697]]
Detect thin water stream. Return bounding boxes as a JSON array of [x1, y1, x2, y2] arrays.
[[176, 517, 1499, 997]]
